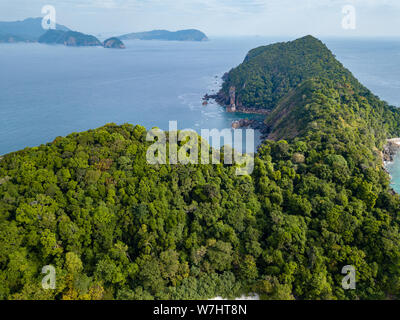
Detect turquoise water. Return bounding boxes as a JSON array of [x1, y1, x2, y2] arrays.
[[1, 37, 400, 172], [385, 153, 400, 193]]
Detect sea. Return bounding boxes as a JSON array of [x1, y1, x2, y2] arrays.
[[1, 36, 400, 188]]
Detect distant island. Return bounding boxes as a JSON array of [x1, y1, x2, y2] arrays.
[[0, 17, 69, 43], [38, 30, 126, 49], [0, 17, 128, 49], [118, 29, 208, 41], [0, 18, 206, 46], [38, 30, 103, 47], [103, 37, 126, 49]]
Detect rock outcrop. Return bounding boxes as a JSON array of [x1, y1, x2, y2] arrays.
[[231, 119, 267, 132], [203, 91, 269, 115], [226, 86, 236, 112], [232, 119, 253, 129], [383, 139, 400, 163]]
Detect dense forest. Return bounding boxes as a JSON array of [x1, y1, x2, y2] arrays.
[[2, 36, 400, 300]]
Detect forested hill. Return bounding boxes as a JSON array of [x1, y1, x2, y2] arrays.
[[217, 35, 390, 112], [264, 78, 400, 143], [2, 37, 400, 300]]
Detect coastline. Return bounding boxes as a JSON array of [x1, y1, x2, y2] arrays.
[[203, 93, 269, 115], [382, 138, 400, 164], [382, 138, 400, 195], [203, 93, 270, 136], [228, 107, 269, 115]]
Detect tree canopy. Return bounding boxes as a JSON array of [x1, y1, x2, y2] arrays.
[[2, 36, 400, 300]]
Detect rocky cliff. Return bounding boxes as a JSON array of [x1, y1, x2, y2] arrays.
[[383, 139, 400, 163]]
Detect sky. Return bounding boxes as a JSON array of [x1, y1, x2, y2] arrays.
[[1, 0, 400, 37]]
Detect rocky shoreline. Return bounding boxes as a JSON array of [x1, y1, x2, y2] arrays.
[[203, 92, 269, 115], [203, 90, 270, 135], [381, 139, 400, 196], [382, 138, 400, 163], [231, 118, 266, 131]]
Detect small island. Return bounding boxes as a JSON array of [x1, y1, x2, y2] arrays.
[[118, 29, 208, 42], [38, 30, 102, 47], [103, 37, 126, 49]]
